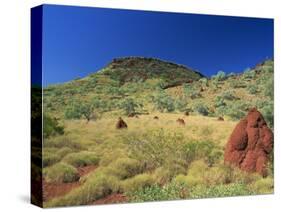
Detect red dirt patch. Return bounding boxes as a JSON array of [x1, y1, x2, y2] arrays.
[[92, 193, 128, 205], [43, 180, 81, 201], [43, 165, 98, 201]]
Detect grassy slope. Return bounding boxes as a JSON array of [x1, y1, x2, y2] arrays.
[[42, 58, 274, 207]]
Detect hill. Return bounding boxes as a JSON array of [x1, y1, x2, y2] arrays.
[[44, 58, 273, 128]]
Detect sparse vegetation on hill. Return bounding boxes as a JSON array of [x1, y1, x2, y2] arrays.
[[42, 58, 274, 207]]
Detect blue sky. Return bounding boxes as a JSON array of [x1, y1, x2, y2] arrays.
[[41, 4, 273, 86]]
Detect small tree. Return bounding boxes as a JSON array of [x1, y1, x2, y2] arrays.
[[153, 92, 175, 112], [120, 98, 142, 115], [64, 101, 95, 122]]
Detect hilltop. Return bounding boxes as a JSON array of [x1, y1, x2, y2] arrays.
[[101, 57, 204, 87]]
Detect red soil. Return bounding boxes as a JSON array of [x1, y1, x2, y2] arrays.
[[43, 165, 97, 201]]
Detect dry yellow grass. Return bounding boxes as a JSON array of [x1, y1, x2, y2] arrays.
[[63, 113, 237, 148]]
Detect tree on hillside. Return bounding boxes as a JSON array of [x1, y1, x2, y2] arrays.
[[153, 92, 175, 112], [64, 100, 99, 122], [120, 98, 142, 115]]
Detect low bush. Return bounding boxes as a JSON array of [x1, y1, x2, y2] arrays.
[[189, 183, 253, 198], [62, 151, 99, 167], [127, 181, 187, 202], [43, 151, 60, 167], [43, 114, 64, 138], [249, 177, 273, 194], [121, 173, 156, 193], [44, 162, 79, 183], [194, 104, 209, 116], [247, 84, 258, 94], [103, 158, 144, 180]]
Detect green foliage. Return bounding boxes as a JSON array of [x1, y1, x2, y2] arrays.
[[263, 77, 274, 100], [183, 83, 193, 97], [199, 78, 208, 87], [260, 100, 274, 128], [189, 183, 253, 198], [119, 98, 142, 115], [183, 141, 223, 166], [249, 178, 273, 194], [220, 91, 236, 101], [224, 101, 249, 120], [121, 173, 156, 193], [62, 151, 99, 167], [194, 104, 209, 116], [214, 96, 226, 108], [152, 92, 175, 112], [43, 151, 60, 167], [125, 130, 222, 172], [174, 98, 188, 112], [103, 158, 144, 180], [43, 114, 64, 138], [247, 84, 258, 94], [44, 162, 79, 183], [64, 100, 97, 122], [127, 181, 187, 202]]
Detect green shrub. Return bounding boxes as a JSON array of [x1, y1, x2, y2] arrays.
[[103, 158, 144, 180], [220, 91, 236, 101], [43, 151, 60, 167], [62, 151, 99, 167], [247, 84, 258, 94], [183, 141, 222, 166], [43, 114, 64, 138], [175, 98, 188, 112], [214, 96, 226, 108], [153, 165, 186, 185], [194, 104, 209, 116], [119, 98, 142, 115], [44, 162, 79, 183], [127, 181, 187, 202], [260, 101, 273, 128], [152, 92, 175, 112], [64, 100, 97, 122], [189, 183, 253, 198], [249, 177, 273, 194], [121, 173, 156, 193], [174, 174, 205, 188], [263, 77, 273, 100]]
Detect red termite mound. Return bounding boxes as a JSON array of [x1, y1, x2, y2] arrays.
[[224, 108, 273, 176]]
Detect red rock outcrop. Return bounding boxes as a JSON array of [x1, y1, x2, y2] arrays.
[[224, 108, 273, 176]]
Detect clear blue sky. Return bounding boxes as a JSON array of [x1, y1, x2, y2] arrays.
[[41, 4, 273, 86]]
